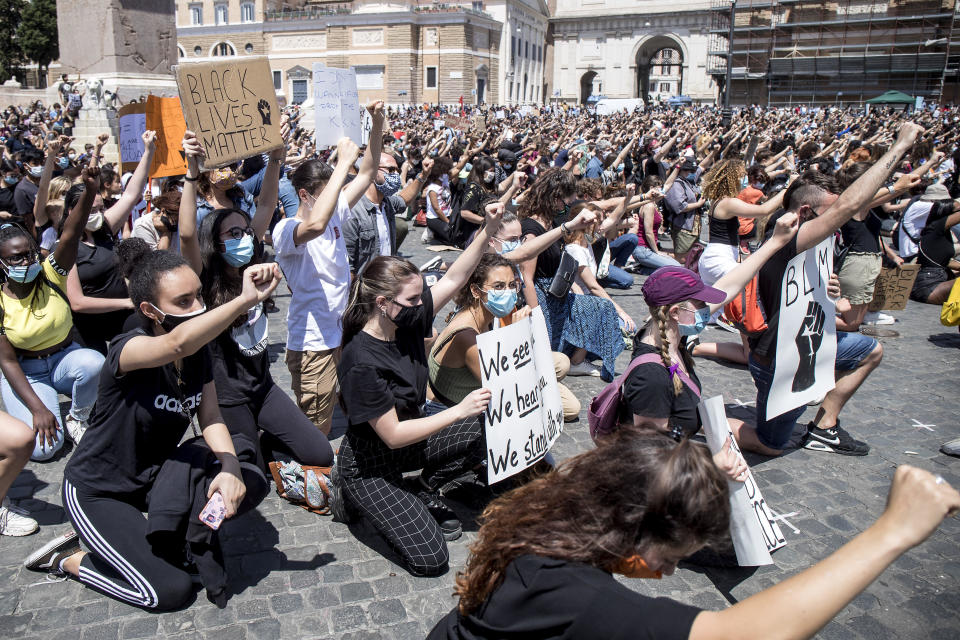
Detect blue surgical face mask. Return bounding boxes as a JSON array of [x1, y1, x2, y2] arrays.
[[57, 157, 69, 169], [3, 175, 17, 185], [222, 235, 255, 267], [740, 176, 749, 189], [376, 171, 402, 197], [4, 260, 42, 283], [678, 307, 710, 337], [482, 288, 518, 318], [617, 163, 625, 173], [497, 238, 521, 254]]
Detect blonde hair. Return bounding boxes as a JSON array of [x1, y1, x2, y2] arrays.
[[47, 176, 72, 202], [561, 202, 602, 245], [702, 159, 745, 203]]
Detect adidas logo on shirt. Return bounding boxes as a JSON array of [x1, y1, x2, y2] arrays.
[[153, 392, 202, 415]]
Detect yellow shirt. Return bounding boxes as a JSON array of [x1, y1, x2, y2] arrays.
[[0, 256, 73, 351]]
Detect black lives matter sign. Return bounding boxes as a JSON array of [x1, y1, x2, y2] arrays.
[[174, 57, 283, 170]]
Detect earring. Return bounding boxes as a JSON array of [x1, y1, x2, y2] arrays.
[[380, 307, 386, 317]]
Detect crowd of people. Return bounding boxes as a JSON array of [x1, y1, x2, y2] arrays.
[[0, 96, 956, 637]]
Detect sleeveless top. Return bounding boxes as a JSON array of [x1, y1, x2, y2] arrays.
[[637, 205, 663, 249], [428, 326, 481, 406], [709, 212, 740, 246]]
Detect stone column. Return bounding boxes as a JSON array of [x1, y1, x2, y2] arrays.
[[57, 0, 180, 163]]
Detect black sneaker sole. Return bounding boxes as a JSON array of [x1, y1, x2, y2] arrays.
[[439, 523, 462, 542], [24, 530, 80, 572], [328, 463, 358, 524], [803, 440, 869, 456]]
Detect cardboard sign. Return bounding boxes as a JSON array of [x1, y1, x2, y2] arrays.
[[145, 96, 187, 179], [312, 63, 362, 148], [174, 57, 283, 170], [868, 263, 920, 311], [767, 237, 837, 420], [443, 115, 470, 132], [700, 396, 786, 565], [495, 110, 506, 120], [476, 308, 563, 484], [433, 119, 445, 131], [117, 103, 147, 174]]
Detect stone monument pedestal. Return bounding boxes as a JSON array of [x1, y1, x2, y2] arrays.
[[57, 1, 179, 164]]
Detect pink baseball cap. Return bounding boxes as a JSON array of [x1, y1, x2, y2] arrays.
[[641, 266, 726, 307]]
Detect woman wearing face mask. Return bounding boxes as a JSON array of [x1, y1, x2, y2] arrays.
[[64, 131, 157, 358], [0, 167, 105, 463], [422, 156, 456, 245], [23, 251, 280, 610], [0, 159, 21, 219], [617, 213, 801, 464], [331, 203, 503, 577], [456, 156, 499, 246], [195, 162, 255, 224], [130, 190, 181, 251]]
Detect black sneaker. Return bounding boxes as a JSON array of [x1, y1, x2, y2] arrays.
[[328, 459, 358, 524], [416, 482, 462, 541], [24, 530, 81, 574], [802, 422, 870, 456]]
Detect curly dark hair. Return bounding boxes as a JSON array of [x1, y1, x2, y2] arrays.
[[453, 430, 730, 615], [517, 167, 577, 221], [446, 253, 514, 321]]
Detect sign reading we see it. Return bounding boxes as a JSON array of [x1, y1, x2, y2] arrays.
[[173, 56, 283, 170]]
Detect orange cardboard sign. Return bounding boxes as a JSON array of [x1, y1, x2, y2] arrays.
[[145, 96, 187, 178]]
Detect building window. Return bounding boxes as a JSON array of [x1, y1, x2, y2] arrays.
[[215, 3, 228, 25], [193, 45, 202, 56], [273, 70, 282, 90], [425, 66, 437, 89], [241, 2, 255, 22], [292, 79, 308, 104], [213, 42, 235, 56], [244, 43, 254, 54], [189, 3, 202, 25], [355, 66, 385, 90], [538, 45, 542, 62], [525, 41, 529, 58], [510, 37, 516, 64]]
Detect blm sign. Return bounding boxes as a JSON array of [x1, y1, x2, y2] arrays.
[[174, 57, 283, 170]]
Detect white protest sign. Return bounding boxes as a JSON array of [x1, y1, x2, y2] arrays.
[[700, 395, 786, 565], [312, 63, 362, 147], [476, 307, 563, 484], [495, 110, 506, 120], [117, 103, 147, 173], [767, 237, 837, 420], [360, 110, 373, 145], [433, 119, 445, 131]]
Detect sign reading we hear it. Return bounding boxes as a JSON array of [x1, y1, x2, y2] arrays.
[[174, 57, 283, 170]]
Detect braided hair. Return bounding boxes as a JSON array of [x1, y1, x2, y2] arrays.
[[649, 305, 696, 397]]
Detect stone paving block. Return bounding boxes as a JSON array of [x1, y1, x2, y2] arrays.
[[79, 621, 120, 640], [332, 605, 369, 631], [341, 581, 376, 603], [120, 616, 159, 639], [368, 597, 407, 625], [269, 592, 303, 614], [246, 617, 281, 640]]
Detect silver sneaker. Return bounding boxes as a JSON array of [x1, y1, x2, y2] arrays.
[[0, 498, 38, 537], [64, 415, 87, 444]]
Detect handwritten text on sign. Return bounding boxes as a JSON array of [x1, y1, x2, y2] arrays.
[[768, 237, 837, 420], [700, 395, 786, 565], [174, 57, 283, 170], [869, 263, 920, 311], [475, 308, 563, 484], [312, 64, 362, 147], [117, 102, 146, 174]]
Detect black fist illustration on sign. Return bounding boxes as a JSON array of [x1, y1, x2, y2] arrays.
[[257, 99, 271, 125], [792, 300, 825, 393]]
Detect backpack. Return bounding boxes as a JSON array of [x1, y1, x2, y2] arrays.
[[588, 353, 701, 442], [723, 274, 768, 336], [267, 461, 333, 515]]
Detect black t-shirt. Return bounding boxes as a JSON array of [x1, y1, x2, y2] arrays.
[[209, 302, 272, 406], [521, 218, 562, 279], [918, 214, 955, 271], [750, 234, 799, 360], [75, 233, 127, 299], [708, 214, 739, 246], [65, 326, 214, 497], [0, 185, 16, 214], [338, 287, 435, 450], [427, 554, 701, 640], [620, 342, 702, 436], [839, 213, 882, 254]]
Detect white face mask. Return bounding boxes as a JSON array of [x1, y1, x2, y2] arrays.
[[85, 211, 104, 232], [28, 165, 43, 178]]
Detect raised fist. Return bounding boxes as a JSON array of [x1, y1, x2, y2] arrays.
[[257, 99, 272, 126], [792, 300, 825, 393]]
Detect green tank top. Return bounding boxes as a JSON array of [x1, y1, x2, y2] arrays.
[[428, 326, 481, 406]]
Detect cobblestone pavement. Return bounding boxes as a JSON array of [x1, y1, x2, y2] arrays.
[[1, 231, 958, 640]]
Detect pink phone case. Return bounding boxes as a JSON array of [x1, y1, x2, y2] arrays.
[[199, 491, 226, 530]]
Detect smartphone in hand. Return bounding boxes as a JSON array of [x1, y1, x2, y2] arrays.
[[199, 491, 226, 530]]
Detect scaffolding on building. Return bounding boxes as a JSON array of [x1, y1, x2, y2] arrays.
[[708, 0, 960, 106]]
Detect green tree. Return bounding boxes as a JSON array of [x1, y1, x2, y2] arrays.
[[17, 0, 56, 87], [0, 0, 25, 83]]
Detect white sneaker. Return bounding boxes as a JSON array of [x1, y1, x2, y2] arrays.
[[863, 311, 895, 325], [64, 415, 87, 444], [0, 498, 39, 537], [567, 361, 601, 377], [421, 228, 434, 243]]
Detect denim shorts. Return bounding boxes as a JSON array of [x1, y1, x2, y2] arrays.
[[749, 330, 879, 449]]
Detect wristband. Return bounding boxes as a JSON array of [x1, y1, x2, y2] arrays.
[[184, 175, 198, 182], [560, 222, 569, 233], [886, 184, 895, 195]]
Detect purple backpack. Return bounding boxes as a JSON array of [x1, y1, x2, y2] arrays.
[[588, 353, 701, 442]]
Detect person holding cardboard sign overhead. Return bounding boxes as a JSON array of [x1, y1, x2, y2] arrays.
[[275, 101, 385, 437]]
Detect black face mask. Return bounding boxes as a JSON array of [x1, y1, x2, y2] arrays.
[[149, 303, 206, 332], [390, 300, 422, 329]]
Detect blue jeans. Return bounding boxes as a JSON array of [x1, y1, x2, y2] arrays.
[[599, 264, 634, 289], [632, 244, 681, 269], [599, 234, 639, 289], [0, 342, 105, 461], [748, 330, 878, 450]]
